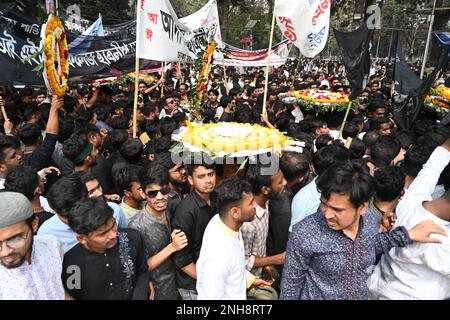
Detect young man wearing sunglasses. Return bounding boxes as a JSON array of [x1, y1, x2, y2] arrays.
[[128, 165, 187, 300]]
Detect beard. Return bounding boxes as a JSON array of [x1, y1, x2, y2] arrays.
[[0, 237, 32, 269], [1, 253, 26, 269]]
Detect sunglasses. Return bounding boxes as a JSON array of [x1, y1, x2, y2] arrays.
[[146, 187, 171, 198]]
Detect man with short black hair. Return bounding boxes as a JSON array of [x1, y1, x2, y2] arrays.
[[171, 160, 218, 300], [196, 178, 272, 299], [128, 164, 187, 300], [280, 161, 446, 300], [62, 197, 149, 300]]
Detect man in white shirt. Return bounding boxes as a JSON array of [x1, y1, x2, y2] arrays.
[[368, 139, 450, 300], [196, 178, 272, 300], [0, 191, 65, 300]]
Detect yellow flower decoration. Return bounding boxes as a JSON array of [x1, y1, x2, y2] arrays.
[[42, 14, 69, 96], [180, 122, 288, 154]]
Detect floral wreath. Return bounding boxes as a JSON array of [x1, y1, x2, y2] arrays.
[[425, 87, 450, 116], [41, 14, 69, 96], [285, 89, 352, 114]]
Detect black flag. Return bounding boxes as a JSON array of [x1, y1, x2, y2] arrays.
[[334, 24, 373, 100], [393, 38, 449, 130]]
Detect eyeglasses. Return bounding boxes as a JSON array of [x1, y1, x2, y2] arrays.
[[146, 187, 171, 198], [167, 100, 175, 104], [0, 229, 30, 252]]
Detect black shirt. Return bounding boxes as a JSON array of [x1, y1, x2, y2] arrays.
[[22, 133, 58, 171], [171, 190, 217, 290], [219, 111, 234, 122], [267, 187, 294, 278], [62, 228, 149, 300]]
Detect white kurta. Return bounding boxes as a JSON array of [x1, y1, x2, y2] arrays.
[[196, 214, 255, 300], [0, 235, 65, 300]]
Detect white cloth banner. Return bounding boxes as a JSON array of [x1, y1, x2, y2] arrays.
[[136, 0, 222, 62], [179, 0, 223, 60], [275, 0, 330, 58]]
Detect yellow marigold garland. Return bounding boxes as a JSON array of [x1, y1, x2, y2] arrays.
[[180, 122, 288, 154], [41, 15, 69, 96]]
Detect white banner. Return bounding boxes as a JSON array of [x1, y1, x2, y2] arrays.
[[136, 0, 222, 62], [136, 0, 192, 62], [275, 0, 330, 58], [180, 0, 223, 60]]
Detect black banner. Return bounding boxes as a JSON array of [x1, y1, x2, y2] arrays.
[[0, 3, 159, 85]]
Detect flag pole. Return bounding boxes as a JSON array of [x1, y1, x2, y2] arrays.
[[420, 0, 437, 79], [161, 62, 165, 97], [218, 39, 229, 95], [55, 0, 59, 16], [339, 101, 352, 140], [262, 7, 277, 116], [132, 58, 140, 138]]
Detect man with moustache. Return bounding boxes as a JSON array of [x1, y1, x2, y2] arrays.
[[196, 178, 272, 299], [128, 165, 188, 300], [0, 191, 65, 300], [171, 160, 218, 300], [62, 197, 149, 300]]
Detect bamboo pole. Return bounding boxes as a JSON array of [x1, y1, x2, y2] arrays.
[[160, 62, 165, 97], [132, 58, 140, 138], [339, 101, 352, 140], [262, 8, 277, 117]]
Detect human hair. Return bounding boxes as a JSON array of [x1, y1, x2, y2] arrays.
[[207, 89, 219, 96], [153, 135, 172, 154], [18, 123, 42, 146], [63, 95, 77, 114], [185, 160, 216, 177], [144, 121, 161, 140], [370, 116, 391, 131], [308, 120, 326, 135], [4, 165, 39, 200], [159, 117, 177, 136], [23, 105, 41, 122], [105, 129, 128, 153], [394, 130, 416, 150], [91, 104, 111, 122], [144, 163, 169, 187], [373, 166, 405, 202], [315, 134, 334, 151], [276, 112, 294, 132], [68, 197, 113, 235], [120, 138, 144, 164], [363, 130, 380, 154], [440, 163, 450, 192], [400, 145, 434, 178], [0, 135, 20, 164], [343, 123, 359, 139], [142, 103, 158, 117], [47, 177, 87, 215], [317, 160, 374, 209], [313, 144, 349, 176], [220, 95, 232, 108], [245, 162, 276, 195], [368, 101, 386, 114], [62, 134, 89, 164], [370, 137, 400, 168], [280, 151, 311, 183], [152, 151, 179, 171], [58, 119, 75, 144], [111, 116, 130, 130], [348, 137, 366, 160], [216, 178, 253, 217], [114, 165, 143, 196], [76, 109, 95, 125]]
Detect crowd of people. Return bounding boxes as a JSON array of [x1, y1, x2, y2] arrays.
[[0, 57, 449, 300]]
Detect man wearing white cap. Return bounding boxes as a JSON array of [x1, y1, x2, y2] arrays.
[[0, 191, 65, 300]]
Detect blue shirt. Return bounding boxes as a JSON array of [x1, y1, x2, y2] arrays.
[[38, 201, 128, 253], [289, 178, 321, 232], [280, 208, 411, 300]]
